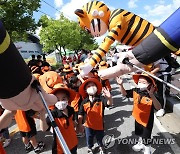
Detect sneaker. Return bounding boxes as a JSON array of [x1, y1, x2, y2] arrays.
[[156, 109, 165, 117], [143, 145, 152, 154], [87, 148, 93, 154], [107, 104, 114, 110], [3, 139, 11, 148], [99, 146, 106, 154], [132, 138, 144, 152], [34, 141, 45, 153], [25, 142, 33, 153]]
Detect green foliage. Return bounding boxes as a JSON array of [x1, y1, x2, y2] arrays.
[[67, 23, 98, 52], [39, 14, 98, 58], [0, 0, 41, 41]]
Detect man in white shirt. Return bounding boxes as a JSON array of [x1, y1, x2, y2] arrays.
[[153, 57, 172, 117]]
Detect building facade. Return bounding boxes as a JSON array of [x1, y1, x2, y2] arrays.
[[14, 34, 43, 59]]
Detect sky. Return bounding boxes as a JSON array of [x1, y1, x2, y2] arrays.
[[34, 0, 180, 44]]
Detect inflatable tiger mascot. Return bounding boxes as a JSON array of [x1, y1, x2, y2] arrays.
[[75, 0, 155, 76]]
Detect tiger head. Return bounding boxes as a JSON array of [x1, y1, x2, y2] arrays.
[[75, 1, 110, 37]]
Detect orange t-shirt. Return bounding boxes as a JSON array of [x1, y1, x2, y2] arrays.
[[132, 91, 153, 127], [70, 93, 81, 112], [0, 143, 6, 154], [79, 95, 108, 130], [48, 106, 78, 154], [15, 110, 31, 132]]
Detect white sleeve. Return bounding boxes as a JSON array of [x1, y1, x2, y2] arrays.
[[154, 59, 161, 66]]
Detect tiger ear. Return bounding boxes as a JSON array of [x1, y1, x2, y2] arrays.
[[74, 9, 86, 18]]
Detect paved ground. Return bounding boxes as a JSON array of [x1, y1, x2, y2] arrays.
[[4, 75, 180, 154]]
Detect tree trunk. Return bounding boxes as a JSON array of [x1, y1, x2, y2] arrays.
[[56, 45, 63, 63], [62, 46, 66, 56], [75, 50, 79, 56]]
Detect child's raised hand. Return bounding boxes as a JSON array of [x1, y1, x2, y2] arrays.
[[116, 76, 123, 85], [102, 87, 111, 98], [147, 85, 155, 95]]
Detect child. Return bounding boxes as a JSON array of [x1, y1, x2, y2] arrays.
[[67, 76, 85, 137], [116, 73, 161, 154], [15, 109, 45, 153], [0, 105, 11, 148], [62, 64, 74, 84], [40, 83, 78, 154], [78, 78, 113, 154]]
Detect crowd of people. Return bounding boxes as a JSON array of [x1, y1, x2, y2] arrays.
[[0, 48, 179, 154]]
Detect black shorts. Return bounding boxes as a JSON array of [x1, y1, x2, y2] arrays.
[[135, 120, 153, 139], [20, 116, 37, 138], [135, 106, 154, 140]]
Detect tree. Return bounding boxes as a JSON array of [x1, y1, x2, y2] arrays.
[[67, 22, 98, 55], [39, 14, 72, 59], [0, 0, 41, 41], [39, 14, 99, 62]]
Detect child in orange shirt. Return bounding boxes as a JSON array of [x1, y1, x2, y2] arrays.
[[40, 83, 78, 154], [116, 73, 161, 154], [15, 109, 45, 153], [78, 78, 113, 154]]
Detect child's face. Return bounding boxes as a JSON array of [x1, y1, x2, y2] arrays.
[[55, 91, 69, 110], [137, 77, 150, 91], [138, 77, 149, 85], [85, 82, 96, 89], [85, 82, 98, 96], [55, 91, 69, 102]]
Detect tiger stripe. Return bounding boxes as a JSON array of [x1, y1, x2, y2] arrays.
[[110, 9, 118, 18], [0, 31, 10, 54], [96, 1, 99, 5], [109, 9, 120, 23], [94, 52, 103, 61], [126, 18, 143, 44], [109, 9, 124, 24], [107, 35, 115, 42], [86, 3, 89, 12], [92, 54, 100, 63], [99, 47, 107, 55], [89, 58, 96, 67], [132, 22, 151, 46], [123, 12, 131, 16], [117, 25, 121, 30], [99, 3, 105, 8], [88, 1, 94, 14], [111, 30, 118, 36], [121, 15, 136, 43]]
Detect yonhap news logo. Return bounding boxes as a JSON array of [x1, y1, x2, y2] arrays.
[[102, 134, 116, 149], [102, 134, 175, 149]]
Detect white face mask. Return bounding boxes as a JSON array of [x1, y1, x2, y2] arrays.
[[137, 83, 149, 91], [55, 101, 68, 110], [86, 86, 97, 95]]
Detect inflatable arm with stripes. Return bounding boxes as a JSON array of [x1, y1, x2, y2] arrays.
[[132, 7, 180, 64], [0, 21, 57, 111], [98, 8, 180, 79]]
